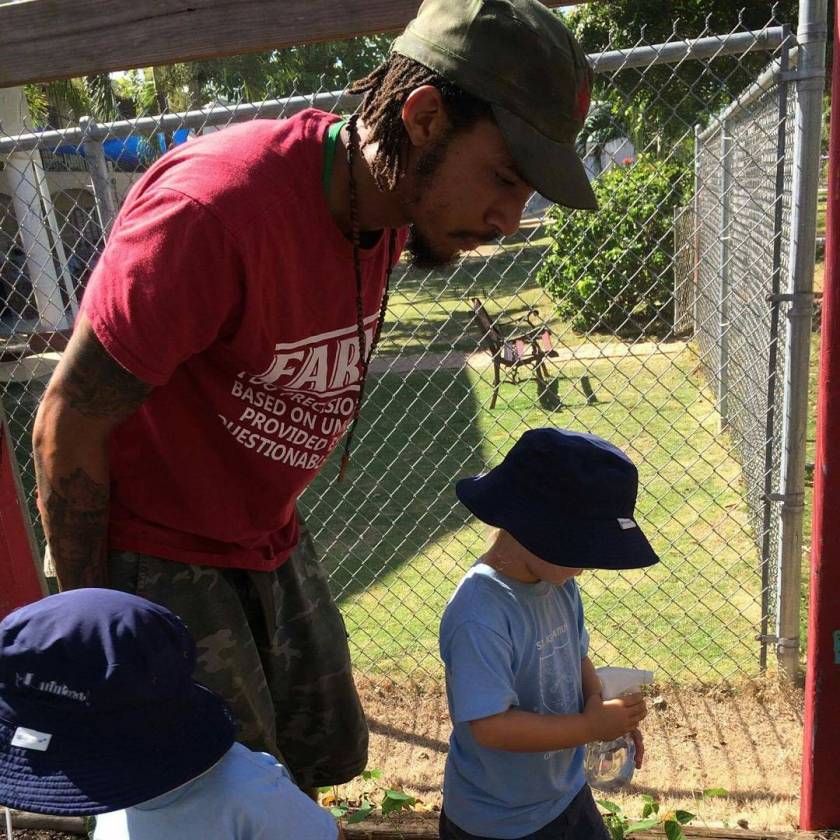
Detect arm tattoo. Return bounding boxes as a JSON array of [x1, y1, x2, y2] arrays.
[[34, 320, 152, 588], [60, 328, 152, 419], [40, 467, 109, 590]]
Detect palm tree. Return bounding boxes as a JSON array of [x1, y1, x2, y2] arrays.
[[575, 101, 631, 175], [26, 74, 120, 129]]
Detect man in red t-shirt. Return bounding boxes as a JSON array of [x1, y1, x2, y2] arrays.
[[32, 0, 596, 791]]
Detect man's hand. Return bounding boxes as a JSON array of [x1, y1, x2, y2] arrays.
[[583, 692, 647, 743]]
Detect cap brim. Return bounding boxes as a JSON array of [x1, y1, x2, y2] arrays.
[[456, 475, 659, 571], [0, 684, 235, 816], [492, 105, 598, 211]]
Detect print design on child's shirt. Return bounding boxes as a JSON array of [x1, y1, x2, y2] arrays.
[[536, 622, 577, 715]]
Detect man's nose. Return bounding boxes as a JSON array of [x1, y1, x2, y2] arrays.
[[486, 194, 529, 238]]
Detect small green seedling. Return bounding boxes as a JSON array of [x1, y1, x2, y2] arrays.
[[319, 768, 417, 825], [346, 798, 374, 824], [598, 795, 695, 840], [381, 789, 417, 816]]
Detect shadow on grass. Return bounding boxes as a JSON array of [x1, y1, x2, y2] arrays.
[[367, 716, 449, 755], [381, 304, 481, 357], [300, 366, 484, 607]]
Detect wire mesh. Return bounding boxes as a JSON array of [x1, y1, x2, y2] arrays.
[[694, 52, 797, 665], [0, 15, 814, 685]]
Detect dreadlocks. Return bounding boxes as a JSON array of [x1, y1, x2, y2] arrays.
[[348, 53, 493, 192]]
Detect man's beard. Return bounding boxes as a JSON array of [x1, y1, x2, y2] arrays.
[[401, 133, 460, 270], [404, 224, 455, 270], [401, 133, 499, 269]]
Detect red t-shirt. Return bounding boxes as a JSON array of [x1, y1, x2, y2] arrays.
[[82, 109, 406, 571]]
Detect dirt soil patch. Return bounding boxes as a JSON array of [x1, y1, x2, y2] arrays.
[[348, 674, 804, 833], [7, 675, 804, 838]]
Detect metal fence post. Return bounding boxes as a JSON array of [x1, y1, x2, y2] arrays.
[[80, 117, 119, 238], [31, 152, 77, 319], [0, 86, 67, 331], [758, 32, 791, 671], [693, 124, 701, 333], [775, 0, 827, 679], [719, 118, 732, 427]]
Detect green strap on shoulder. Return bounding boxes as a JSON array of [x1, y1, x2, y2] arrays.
[[322, 118, 348, 196]]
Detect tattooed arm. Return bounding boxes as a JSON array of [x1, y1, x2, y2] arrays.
[[32, 314, 153, 590]]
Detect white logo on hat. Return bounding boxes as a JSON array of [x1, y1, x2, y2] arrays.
[[617, 518, 637, 530], [14, 672, 89, 703], [11, 727, 52, 752]]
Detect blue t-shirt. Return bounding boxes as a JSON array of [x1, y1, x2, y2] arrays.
[[93, 742, 338, 840], [440, 562, 590, 838]]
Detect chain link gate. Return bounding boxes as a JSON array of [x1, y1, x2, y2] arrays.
[[0, 14, 819, 686], [693, 39, 797, 672]]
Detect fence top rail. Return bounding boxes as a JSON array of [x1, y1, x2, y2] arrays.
[[0, 90, 356, 155], [0, 26, 791, 155], [590, 26, 790, 73], [698, 42, 796, 142]]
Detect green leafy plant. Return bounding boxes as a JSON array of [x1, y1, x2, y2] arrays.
[[536, 155, 690, 336], [380, 789, 417, 817], [319, 767, 417, 825], [598, 795, 695, 840]]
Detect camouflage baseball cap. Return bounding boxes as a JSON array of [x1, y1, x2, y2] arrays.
[[392, 0, 597, 210]]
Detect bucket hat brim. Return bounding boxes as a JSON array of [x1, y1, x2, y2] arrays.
[[456, 473, 659, 571], [492, 105, 598, 210], [0, 683, 235, 816]]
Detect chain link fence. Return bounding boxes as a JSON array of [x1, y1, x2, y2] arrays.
[[0, 14, 819, 686], [692, 43, 797, 670]]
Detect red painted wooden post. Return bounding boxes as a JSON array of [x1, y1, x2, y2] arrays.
[[800, 0, 840, 829], [0, 407, 45, 619]]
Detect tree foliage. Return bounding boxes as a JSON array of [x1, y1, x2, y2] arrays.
[[29, 35, 393, 128], [537, 156, 690, 336], [188, 36, 392, 104], [25, 74, 121, 126], [567, 1, 801, 157]]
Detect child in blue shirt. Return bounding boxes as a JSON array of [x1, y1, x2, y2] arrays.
[[0, 589, 341, 840], [439, 428, 660, 840]]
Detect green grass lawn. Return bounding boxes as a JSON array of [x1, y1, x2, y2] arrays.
[[301, 343, 761, 685], [298, 240, 784, 686], [4, 233, 812, 688], [377, 230, 617, 358]]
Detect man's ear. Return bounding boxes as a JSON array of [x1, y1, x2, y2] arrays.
[[402, 85, 450, 149]]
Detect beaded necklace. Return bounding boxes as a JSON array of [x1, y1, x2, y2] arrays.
[[338, 113, 396, 481]]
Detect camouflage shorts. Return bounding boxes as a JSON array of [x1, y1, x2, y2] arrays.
[[106, 517, 368, 789]]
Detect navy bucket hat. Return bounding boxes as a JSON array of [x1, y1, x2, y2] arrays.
[[456, 428, 660, 570], [0, 589, 235, 816]]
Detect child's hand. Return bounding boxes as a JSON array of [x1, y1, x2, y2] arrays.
[[630, 727, 644, 768], [583, 692, 647, 742]]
